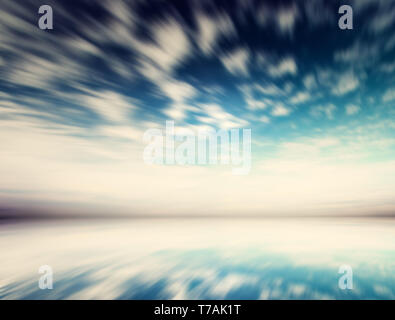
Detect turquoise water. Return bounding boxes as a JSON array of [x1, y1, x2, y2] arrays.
[[0, 218, 394, 299]]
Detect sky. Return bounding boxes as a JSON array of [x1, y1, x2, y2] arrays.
[[0, 0, 394, 217]]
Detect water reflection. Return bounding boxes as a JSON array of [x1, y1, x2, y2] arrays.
[[0, 218, 394, 299]]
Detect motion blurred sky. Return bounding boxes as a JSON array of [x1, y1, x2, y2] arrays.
[[0, 0, 394, 217]]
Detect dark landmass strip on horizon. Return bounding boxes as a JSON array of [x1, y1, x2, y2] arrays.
[[1, 207, 395, 225]]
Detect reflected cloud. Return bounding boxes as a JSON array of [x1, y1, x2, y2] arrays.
[[1, 219, 394, 299]]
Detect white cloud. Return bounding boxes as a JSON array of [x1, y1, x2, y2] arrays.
[[268, 57, 297, 77], [334, 41, 379, 67], [210, 274, 258, 297], [271, 104, 291, 117], [331, 72, 360, 96], [0, 2, 138, 92], [160, 80, 196, 103], [383, 88, 395, 102], [290, 92, 311, 104], [159, 80, 197, 120], [240, 85, 270, 110], [7, 53, 87, 90], [220, 48, 250, 76], [369, 7, 395, 33], [82, 91, 136, 123], [246, 98, 268, 110], [311, 104, 336, 119], [163, 103, 192, 121], [379, 61, 395, 73], [200, 103, 248, 129], [276, 6, 299, 35], [255, 83, 283, 96], [196, 12, 235, 55], [260, 115, 270, 124], [303, 74, 317, 90], [134, 19, 191, 72], [66, 37, 100, 56], [126, 18, 196, 122], [346, 104, 361, 115]]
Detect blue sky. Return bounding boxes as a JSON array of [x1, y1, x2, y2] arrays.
[[0, 0, 394, 217]]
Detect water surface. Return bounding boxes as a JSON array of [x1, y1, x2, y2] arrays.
[[0, 218, 394, 299]]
